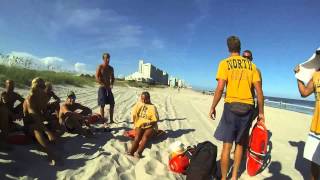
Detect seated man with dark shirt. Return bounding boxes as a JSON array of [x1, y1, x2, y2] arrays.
[[59, 91, 93, 137], [0, 80, 24, 130]]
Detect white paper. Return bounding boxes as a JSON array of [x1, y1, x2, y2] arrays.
[[295, 48, 320, 84]]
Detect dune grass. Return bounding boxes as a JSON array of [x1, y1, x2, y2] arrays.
[[0, 64, 169, 89], [0, 64, 94, 87]]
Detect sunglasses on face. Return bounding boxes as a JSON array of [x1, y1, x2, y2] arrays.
[[243, 56, 252, 60]]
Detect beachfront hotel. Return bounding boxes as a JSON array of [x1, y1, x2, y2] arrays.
[[125, 60, 169, 85]]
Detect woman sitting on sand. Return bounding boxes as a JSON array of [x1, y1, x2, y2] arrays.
[[23, 77, 58, 165], [128, 91, 159, 158]]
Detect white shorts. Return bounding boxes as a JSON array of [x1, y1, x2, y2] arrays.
[[304, 132, 320, 165]]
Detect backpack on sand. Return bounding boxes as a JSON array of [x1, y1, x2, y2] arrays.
[[185, 141, 218, 180]]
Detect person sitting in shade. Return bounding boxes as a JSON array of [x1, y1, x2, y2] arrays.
[[127, 91, 159, 158], [23, 77, 58, 165], [0, 80, 25, 130], [44, 82, 61, 131], [44, 82, 60, 118], [59, 91, 93, 137]]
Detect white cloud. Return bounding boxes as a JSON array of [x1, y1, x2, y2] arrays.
[[66, 8, 102, 27], [9, 51, 39, 60], [41, 57, 64, 65], [151, 38, 165, 49], [2, 51, 92, 73], [41, 5, 148, 50], [74, 62, 87, 72]]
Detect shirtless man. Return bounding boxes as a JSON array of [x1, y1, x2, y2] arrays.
[[44, 82, 60, 117], [44, 82, 61, 131], [59, 91, 93, 137], [23, 77, 58, 165], [0, 80, 24, 125], [96, 52, 115, 125]]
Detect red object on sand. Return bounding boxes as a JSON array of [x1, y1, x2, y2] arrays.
[[6, 132, 31, 145], [123, 129, 165, 139], [124, 129, 136, 138], [88, 114, 102, 124], [169, 154, 190, 174], [246, 121, 269, 176]]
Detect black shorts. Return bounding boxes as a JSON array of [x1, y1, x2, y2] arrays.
[[98, 86, 115, 106], [214, 103, 254, 144]]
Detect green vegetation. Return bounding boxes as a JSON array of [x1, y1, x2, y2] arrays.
[[0, 64, 94, 87], [0, 64, 169, 89]]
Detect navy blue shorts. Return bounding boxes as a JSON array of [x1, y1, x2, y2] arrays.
[[214, 103, 254, 144], [98, 87, 115, 106]]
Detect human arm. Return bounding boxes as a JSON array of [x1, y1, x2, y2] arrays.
[[209, 79, 225, 120], [75, 103, 92, 116], [51, 92, 61, 103], [253, 81, 265, 122], [16, 93, 25, 103], [111, 67, 115, 88], [96, 65, 104, 85], [294, 65, 314, 97]]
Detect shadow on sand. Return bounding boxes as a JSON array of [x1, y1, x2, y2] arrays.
[[158, 118, 187, 123], [0, 131, 113, 180], [264, 161, 292, 180], [289, 140, 310, 179]]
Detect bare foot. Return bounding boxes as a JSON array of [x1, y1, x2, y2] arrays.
[[134, 152, 143, 159]]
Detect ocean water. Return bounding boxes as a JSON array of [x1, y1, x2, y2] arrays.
[[193, 86, 316, 115], [264, 96, 315, 115]]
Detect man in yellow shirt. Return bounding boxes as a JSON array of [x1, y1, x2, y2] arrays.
[[209, 36, 264, 180]]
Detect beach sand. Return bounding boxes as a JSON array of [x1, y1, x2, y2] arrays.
[[0, 85, 312, 179]]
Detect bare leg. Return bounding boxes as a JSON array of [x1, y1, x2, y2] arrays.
[[231, 144, 244, 180], [129, 128, 143, 155], [33, 128, 56, 165], [221, 142, 233, 180], [109, 104, 114, 123], [66, 116, 92, 137], [136, 128, 154, 157], [100, 105, 105, 121], [311, 162, 320, 180]]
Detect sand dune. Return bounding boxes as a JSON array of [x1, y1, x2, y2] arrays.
[[0, 85, 313, 179]]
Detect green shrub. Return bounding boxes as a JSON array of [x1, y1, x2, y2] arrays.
[[0, 65, 94, 87]]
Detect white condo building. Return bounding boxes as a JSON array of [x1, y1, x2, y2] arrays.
[[125, 60, 169, 85]]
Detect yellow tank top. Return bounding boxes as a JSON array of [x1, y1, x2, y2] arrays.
[[132, 102, 159, 129], [311, 72, 320, 134]]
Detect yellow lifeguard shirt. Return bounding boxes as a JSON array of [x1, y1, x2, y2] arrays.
[[311, 72, 320, 134], [216, 55, 261, 105], [132, 102, 159, 129]]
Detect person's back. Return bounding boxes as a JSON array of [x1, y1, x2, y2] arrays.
[[217, 55, 260, 105], [209, 36, 264, 180]]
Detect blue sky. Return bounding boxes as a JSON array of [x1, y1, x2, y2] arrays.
[[0, 0, 319, 99]]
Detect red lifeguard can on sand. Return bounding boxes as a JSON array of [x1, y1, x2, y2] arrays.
[[246, 121, 269, 176], [6, 132, 31, 145], [169, 154, 190, 174]]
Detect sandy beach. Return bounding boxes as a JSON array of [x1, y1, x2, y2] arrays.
[[0, 85, 313, 180]]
